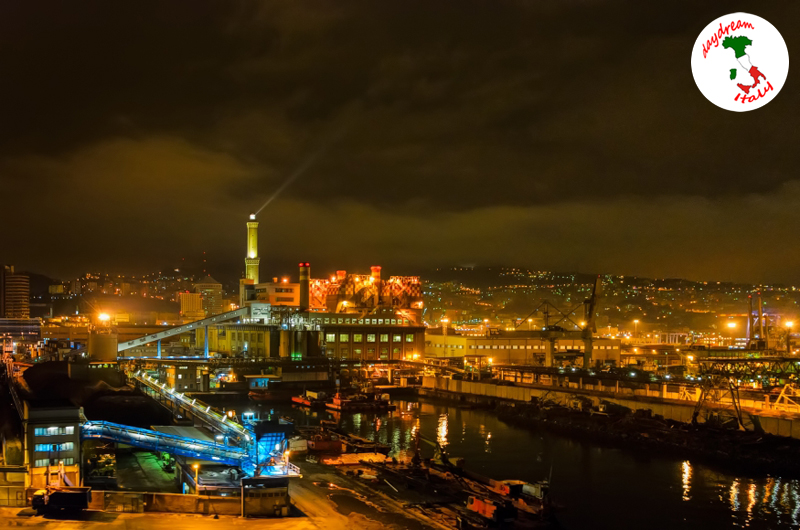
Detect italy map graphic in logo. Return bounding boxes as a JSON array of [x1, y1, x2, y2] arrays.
[[691, 13, 789, 112]]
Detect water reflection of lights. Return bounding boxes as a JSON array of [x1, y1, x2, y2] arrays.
[[730, 479, 740, 512], [681, 461, 692, 501], [746, 481, 757, 521], [437, 413, 449, 447]]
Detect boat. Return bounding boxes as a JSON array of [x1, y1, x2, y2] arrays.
[[248, 389, 286, 401], [326, 392, 397, 412], [299, 425, 390, 455], [291, 390, 328, 409]]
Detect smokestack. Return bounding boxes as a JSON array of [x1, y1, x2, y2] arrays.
[[371, 266, 382, 307], [299, 262, 310, 311]]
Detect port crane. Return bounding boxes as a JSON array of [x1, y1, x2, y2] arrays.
[[513, 276, 603, 367]]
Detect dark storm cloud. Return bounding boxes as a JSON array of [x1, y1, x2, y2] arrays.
[[0, 1, 799, 282]]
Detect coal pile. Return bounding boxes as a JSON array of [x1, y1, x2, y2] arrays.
[[21, 361, 172, 427]]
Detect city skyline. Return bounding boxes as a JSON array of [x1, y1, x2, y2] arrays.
[[2, 1, 800, 283]]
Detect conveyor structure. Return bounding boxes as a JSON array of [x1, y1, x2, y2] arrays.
[[116, 307, 251, 353], [81, 420, 250, 466], [131, 371, 251, 443], [80, 370, 301, 478]]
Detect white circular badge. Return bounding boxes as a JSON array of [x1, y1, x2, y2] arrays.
[[691, 13, 789, 111]]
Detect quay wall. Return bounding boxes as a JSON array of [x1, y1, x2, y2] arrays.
[[420, 376, 800, 440]]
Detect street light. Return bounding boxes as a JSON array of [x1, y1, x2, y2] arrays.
[[193, 464, 199, 492], [727, 321, 737, 329], [633, 319, 639, 338], [787, 321, 794, 354]]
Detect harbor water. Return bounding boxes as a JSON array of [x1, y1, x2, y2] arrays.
[[236, 396, 800, 530]]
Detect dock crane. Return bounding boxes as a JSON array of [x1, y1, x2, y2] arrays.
[[514, 276, 603, 368], [581, 276, 602, 368]]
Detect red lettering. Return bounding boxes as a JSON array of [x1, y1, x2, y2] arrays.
[[735, 82, 774, 104], [703, 20, 754, 58]]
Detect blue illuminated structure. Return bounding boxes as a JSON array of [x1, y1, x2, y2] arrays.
[[82, 420, 248, 466], [80, 371, 301, 478]]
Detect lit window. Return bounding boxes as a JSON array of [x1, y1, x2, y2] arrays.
[[326, 333, 336, 343], [406, 334, 414, 343], [367, 334, 376, 343], [393, 335, 401, 343], [380, 334, 388, 342], [340, 334, 349, 342], [354, 334, 363, 342]]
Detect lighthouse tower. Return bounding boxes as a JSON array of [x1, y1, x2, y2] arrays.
[[245, 213, 260, 284], [239, 213, 260, 307]]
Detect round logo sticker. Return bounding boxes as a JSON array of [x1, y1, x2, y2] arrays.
[[691, 13, 789, 111]]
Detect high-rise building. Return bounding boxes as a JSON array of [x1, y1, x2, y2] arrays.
[[1, 265, 30, 319], [179, 291, 205, 322], [194, 276, 223, 316]]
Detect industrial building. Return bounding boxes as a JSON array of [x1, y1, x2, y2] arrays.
[[193, 214, 427, 362], [425, 327, 621, 366]]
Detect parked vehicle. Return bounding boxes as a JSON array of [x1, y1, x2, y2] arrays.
[[32, 487, 92, 516]]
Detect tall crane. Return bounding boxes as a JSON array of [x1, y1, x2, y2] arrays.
[[581, 276, 602, 368]]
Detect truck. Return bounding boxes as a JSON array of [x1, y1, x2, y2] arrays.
[[31, 487, 92, 516]]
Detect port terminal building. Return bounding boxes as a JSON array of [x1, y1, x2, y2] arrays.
[[425, 327, 622, 366]]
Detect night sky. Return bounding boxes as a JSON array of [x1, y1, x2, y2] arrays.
[[1, 1, 799, 284]]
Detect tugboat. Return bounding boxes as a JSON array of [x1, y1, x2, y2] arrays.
[[326, 392, 396, 412], [291, 390, 328, 409]]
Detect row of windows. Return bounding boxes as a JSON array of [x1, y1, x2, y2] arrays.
[[232, 333, 265, 343], [327, 346, 401, 357], [432, 344, 619, 351], [34, 426, 75, 437], [326, 333, 414, 344], [34, 458, 74, 467], [35, 442, 74, 452], [316, 317, 409, 326], [328, 353, 391, 361]]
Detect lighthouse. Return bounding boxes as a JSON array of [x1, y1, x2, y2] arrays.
[[245, 213, 260, 284]]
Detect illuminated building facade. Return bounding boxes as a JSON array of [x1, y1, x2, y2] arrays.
[[1, 265, 30, 319], [425, 328, 621, 365], [194, 275, 223, 316], [179, 291, 205, 322], [226, 214, 425, 361]]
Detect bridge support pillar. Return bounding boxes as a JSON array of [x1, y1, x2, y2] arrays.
[[157, 340, 161, 359]]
